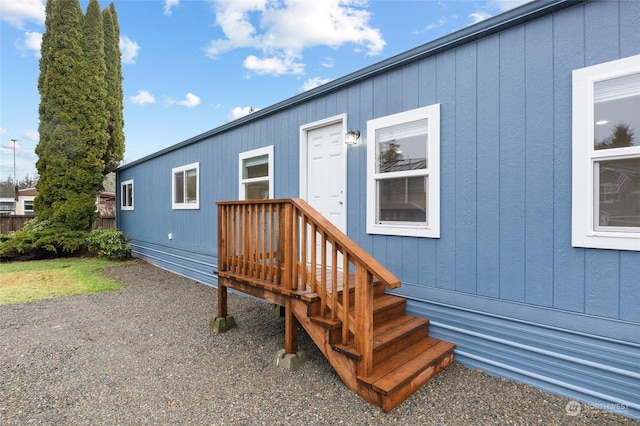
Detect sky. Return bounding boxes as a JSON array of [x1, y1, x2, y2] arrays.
[[0, 0, 532, 183]]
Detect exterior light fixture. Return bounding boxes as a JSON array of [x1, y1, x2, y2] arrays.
[[345, 130, 360, 145]]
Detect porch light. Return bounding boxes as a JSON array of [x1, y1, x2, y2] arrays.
[[345, 130, 360, 145]]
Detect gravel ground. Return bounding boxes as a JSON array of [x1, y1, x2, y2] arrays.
[[0, 260, 636, 426]]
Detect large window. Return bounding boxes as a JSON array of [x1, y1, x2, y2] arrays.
[[572, 54, 640, 251], [239, 146, 273, 200], [121, 179, 134, 210], [367, 104, 440, 237], [172, 162, 199, 209]]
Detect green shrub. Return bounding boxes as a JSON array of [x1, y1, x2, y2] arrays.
[[0, 219, 88, 261], [86, 228, 131, 260]]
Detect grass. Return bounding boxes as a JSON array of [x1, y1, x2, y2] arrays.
[[0, 257, 136, 305]]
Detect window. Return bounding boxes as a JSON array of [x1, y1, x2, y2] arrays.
[[572, 54, 640, 251], [239, 146, 273, 200], [172, 162, 199, 209], [23, 199, 34, 213], [121, 180, 134, 210], [367, 104, 440, 237]]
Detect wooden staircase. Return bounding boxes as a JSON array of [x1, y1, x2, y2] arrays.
[[215, 199, 455, 412]]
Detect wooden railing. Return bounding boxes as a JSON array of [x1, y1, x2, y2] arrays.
[[217, 198, 400, 376]]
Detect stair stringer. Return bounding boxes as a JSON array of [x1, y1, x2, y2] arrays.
[[289, 297, 383, 408]]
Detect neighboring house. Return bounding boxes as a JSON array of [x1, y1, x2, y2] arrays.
[[13, 188, 117, 218], [15, 188, 38, 216], [97, 191, 116, 219], [0, 198, 14, 215], [116, 0, 639, 418]]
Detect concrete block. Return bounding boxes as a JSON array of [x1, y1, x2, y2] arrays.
[[210, 316, 237, 333], [269, 304, 285, 318], [274, 349, 308, 371]]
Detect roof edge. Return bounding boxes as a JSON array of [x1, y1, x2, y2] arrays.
[[117, 0, 584, 172]]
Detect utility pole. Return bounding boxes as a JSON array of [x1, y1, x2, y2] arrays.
[[10, 139, 18, 201]]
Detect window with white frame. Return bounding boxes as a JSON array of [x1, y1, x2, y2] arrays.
[[239, 146, 273, 200], [367, 104, 440, 237], [172, 162, 200, 209], [121, 179, 134, 210], [23, 199, 34, 213], [572, 54, 640, 251]]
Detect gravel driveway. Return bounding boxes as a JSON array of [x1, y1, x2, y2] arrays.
[[0, 261, 634, 425]]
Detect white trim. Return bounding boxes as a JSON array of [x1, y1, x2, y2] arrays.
[[299, 113, 348, 233], [366, 104, 440, 238], [171, 162, 200, 210], [120, 179, 134, 211], [572, 54, 640, 251], [239, 145, 274, 200]]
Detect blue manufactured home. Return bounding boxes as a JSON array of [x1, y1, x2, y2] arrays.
[[117, 0, 639, 417]]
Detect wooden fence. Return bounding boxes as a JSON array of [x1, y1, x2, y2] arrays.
[[0, 215, 116, 235]]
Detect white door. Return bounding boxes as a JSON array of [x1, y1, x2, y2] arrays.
[[304, 120, 346, 233], [301, 116, 348, 269]]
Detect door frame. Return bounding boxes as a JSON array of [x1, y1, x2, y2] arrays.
[[299, 113, 348, 234]]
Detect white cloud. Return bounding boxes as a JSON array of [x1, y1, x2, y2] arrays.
[[0, 0, 45, 29], [0, 128, 6, 136], [17, 31, 42, 57], [321, 57, 334, 69], [23, 130, 39, 142], [227, 106, 259, 122], [491, 0, 534, 12], [469, 12, 492, 24], [1, 138, 36, 160], [176, 93, 201, 108], [425, 17, 447, 31], [243, 54, 305, 76], [129, 90, 156, 105], [164, 0, 180, 16], [1, 140, 17, 153], [466, 0, 533, 25], [301, 77, 332, 92], [205, 0, 386, 76], [120, 36, 140, 64]]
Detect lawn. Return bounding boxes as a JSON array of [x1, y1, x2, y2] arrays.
[[0, 257, 135, 305]]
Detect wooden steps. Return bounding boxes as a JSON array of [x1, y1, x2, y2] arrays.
[[304, 292, 455, 412]]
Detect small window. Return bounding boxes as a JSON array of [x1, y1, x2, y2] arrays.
[[172, 162, 200, 209], [239, 146, 273, 200], [572, 54, 640, 251], [23, 199, 34, 213], [367, 104, 440, 237], [121, 180, 134, 210]]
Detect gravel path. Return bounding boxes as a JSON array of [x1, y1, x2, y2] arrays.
[[0, 261, 635, 425]]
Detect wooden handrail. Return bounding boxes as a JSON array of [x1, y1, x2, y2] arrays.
[[216, 198, 401, 376]]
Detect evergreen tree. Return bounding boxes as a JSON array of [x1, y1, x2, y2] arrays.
[[35, 0, 125, 231], [102, 3, 125, 174], [35, 0, 85, 225], [595, 123, 636, 150]]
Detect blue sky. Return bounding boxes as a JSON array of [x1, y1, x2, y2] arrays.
[[0, 0, 531, 182]]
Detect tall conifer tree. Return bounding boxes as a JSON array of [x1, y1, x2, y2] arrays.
[[102, 3, 125, 173], [35, 0, 125, 230], [35, 0, 85, 226]]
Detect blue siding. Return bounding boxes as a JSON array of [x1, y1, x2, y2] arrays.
[[551, 6, 586, 313], [436, 50, 456, 291], [524, 17, 555, 308], [476, 34, 501, 299], [498, 26, 527, 303], [408, 299, 640, 418], [621, 0, 640, 57], [117, 0, 640, 419]]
